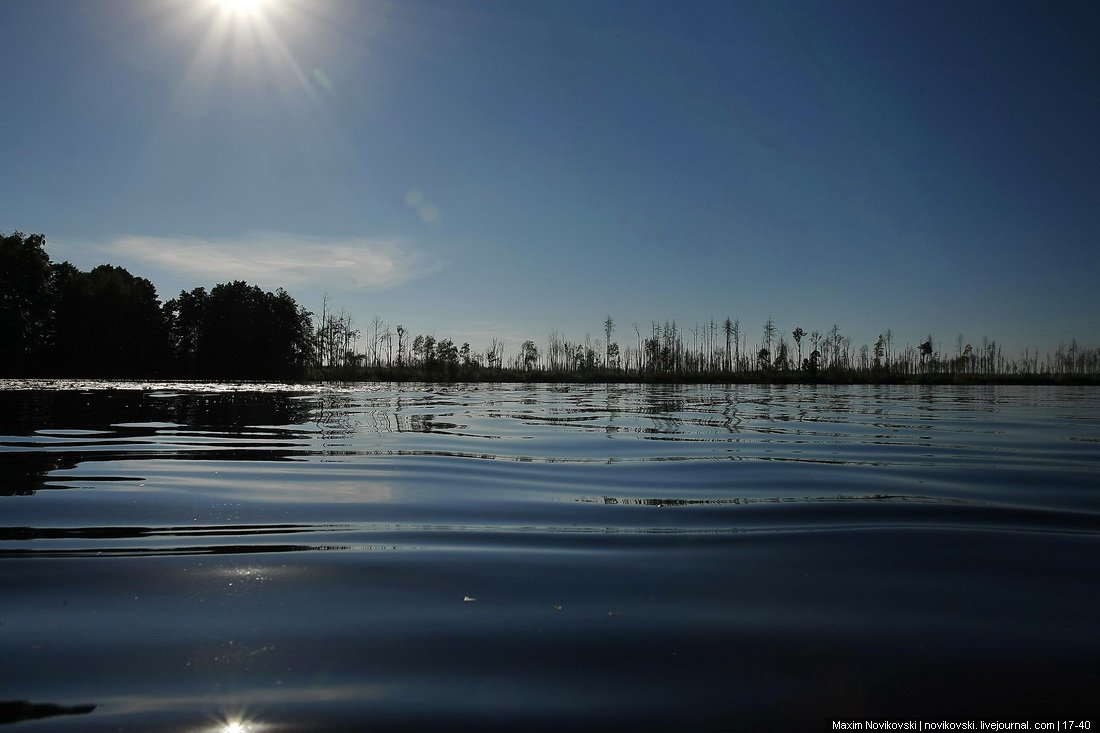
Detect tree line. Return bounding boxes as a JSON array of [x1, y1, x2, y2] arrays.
[[328, 311, 1100, 384], [1, 231, 313, 378], [3, 231, 1097, 383]]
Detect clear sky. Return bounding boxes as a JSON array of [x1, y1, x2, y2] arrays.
[[3, 0, 1098, 359]]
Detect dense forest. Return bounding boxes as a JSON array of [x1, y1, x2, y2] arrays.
[[1, 232, 312, 379], [3, 231, 1099, 383]]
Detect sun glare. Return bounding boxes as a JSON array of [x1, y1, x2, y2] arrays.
[[151, 0, 349, 154], [215, 714, 256, 733], [219, 0, 266, 15]]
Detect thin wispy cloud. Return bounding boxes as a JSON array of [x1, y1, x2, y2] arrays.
[[103, 232, 437, 291]]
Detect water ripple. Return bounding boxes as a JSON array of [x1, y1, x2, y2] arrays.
[[2, 381, 1099, 728]]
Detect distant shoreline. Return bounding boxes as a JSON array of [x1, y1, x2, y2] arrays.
[[5, 232, 1099, 386], [12, 367, 1100, 389], [5, 368, 1099, 388], [301, 366, 1100, 387]]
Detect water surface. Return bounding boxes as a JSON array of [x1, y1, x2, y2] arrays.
[[2, 382, 1098, 730]]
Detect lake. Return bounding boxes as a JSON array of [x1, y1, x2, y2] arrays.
[[2, 382, 1098, 731]]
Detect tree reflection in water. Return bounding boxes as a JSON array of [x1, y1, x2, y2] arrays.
[[0, 700, 96, 724]]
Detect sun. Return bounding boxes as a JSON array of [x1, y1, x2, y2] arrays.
[[217, 0, 267, 16], [162, 0, 327, 116]]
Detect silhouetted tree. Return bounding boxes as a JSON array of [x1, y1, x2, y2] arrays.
[[792, 327, 805, 370], [164, 287, 207, 375], [486, 337, 503, 369], [270, 287, 315, 373], [382, 324, 394, 366], [828, 324, 843, 370], [763, 317, 776, 358], [607, 342, 620, 370], [805, 348, 821, 376], [757, 347, 770, 371], [0, 232, 52, 374], [732, 318, 742, 371], [774, 338, 790, 371], [919, 336, 934, 371], [520, 340, 539, 371], [50, 264, 167, 376], [316, 294, 330, 367], [722, 318, 733, 372], [412, 334, 437, 366], [45, 261, 84, 366], [603, 315, 614, 368], [436, 338, 458, 375], [187, 281, 313, 379]]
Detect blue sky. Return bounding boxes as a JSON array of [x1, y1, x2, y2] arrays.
[[3, 0, 1098, 359]]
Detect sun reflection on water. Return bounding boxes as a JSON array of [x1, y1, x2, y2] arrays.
[[211, 712, 263, 733]]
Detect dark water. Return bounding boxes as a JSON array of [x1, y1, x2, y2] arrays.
[[2, 382, 1098, 731]]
